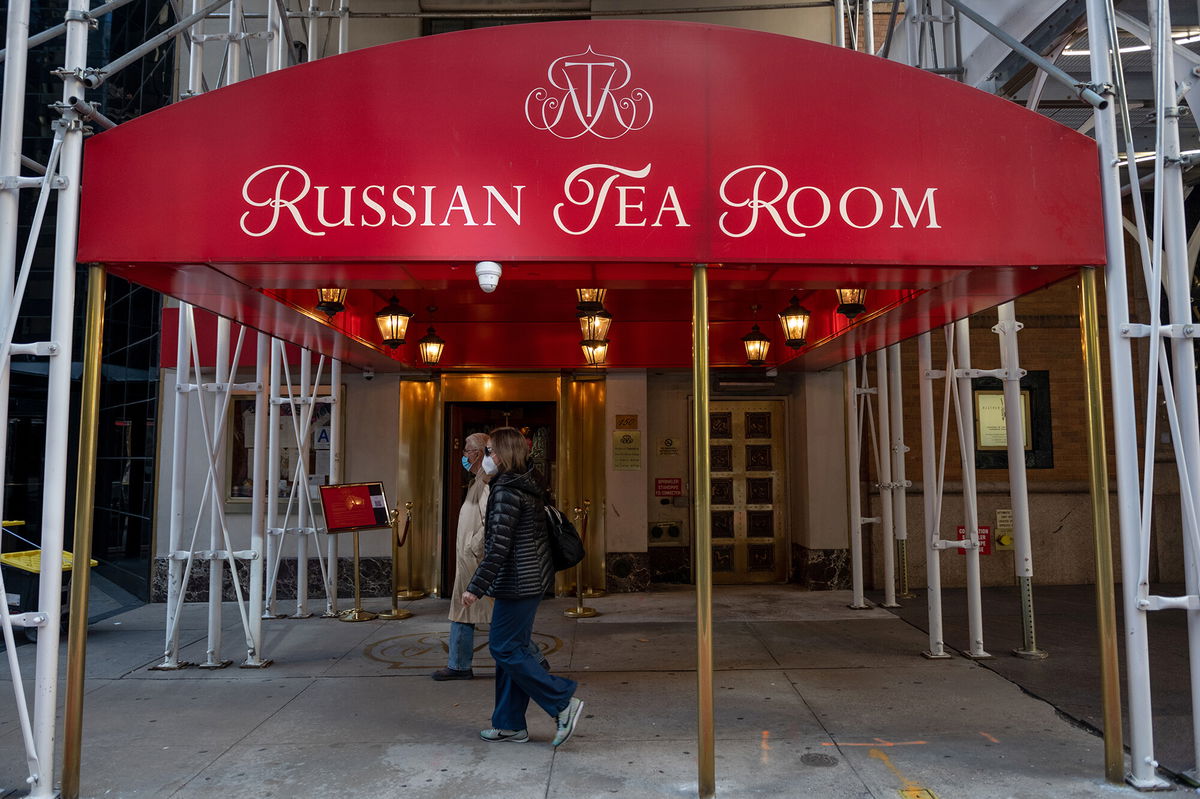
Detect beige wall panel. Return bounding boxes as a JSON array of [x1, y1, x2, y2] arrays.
[[347, 0, 421, 50], [344, 372, 402, 556], [605, 370, 649, 553], [798, 368, 849, 550], [647, 371, 694, 553], [593, 0, 833, 42]]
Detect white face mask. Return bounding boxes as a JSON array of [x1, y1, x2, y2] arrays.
[[481, 454, 498, 475]]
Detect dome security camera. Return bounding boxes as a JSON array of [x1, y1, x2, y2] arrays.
[[475, 261, 502, 293], [363, 367, 375, 381]]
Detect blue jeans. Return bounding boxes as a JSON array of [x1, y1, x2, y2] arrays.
[[448, 620, 544, 671], [489, 596, 577, 731]]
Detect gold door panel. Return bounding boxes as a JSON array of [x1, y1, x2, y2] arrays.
[[708, 401, 786, 583]]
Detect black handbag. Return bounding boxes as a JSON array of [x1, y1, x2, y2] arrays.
[[544, 504, 586, 571]]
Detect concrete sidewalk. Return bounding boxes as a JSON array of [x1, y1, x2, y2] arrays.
[[0, 585, 1190, 798]]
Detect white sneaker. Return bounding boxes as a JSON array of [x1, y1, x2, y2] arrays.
[[479, 728, 529, 743], [552, 697, 584, 747]]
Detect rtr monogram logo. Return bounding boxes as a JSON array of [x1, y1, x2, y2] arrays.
[[525, 46, 654, 140]]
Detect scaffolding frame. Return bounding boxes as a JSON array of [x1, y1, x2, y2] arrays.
[[0, 0, 1196, 794]]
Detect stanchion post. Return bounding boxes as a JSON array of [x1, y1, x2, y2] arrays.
[[581, 498, 606, 597], [564, 504, 598, 618], [61, 264, 105, 799], [378, 507, 412, 620], [338, 531, 377, 623], [1079, 266, 1124, 782], [395, 501, 425, 600]]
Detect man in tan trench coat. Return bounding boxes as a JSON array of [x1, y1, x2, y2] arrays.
[[432, 431, 549, 680]]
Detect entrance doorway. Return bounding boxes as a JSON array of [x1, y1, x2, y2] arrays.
[[709, 400, 787, 583], [440, 401, 557, 597]]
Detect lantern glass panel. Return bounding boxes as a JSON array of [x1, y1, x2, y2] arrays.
[[419, 328, 445, 365], [578, 308, 613, 340], [575, 288, 607, 306], [581, 339, 609, 365]]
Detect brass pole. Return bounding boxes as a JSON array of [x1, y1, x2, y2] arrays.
[[338, 531, 378, 622], [1079, 267, 1124, 783], [692, 264, 715, 799], [62, 265, 106, 799], [396, 501, 425, 600], [564, 503, 597, 618], [378, 507, 411, 620]]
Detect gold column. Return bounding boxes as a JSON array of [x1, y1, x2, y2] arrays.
[[692, 264, 715, 799], [557, 375, 606, 597], [397, 379, 442, 596], [62, 265, 105, 799], [581, 378, 606, 595], [1079, 267, 1124, 783]]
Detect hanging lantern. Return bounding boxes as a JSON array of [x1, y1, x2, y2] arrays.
[[581, 338, 609, 365], [374, 296, 413, 348], [575, 288, 607, 307], [777, 295, 811, 349], [315, 287, 347, 318], [835, 288, 868, 319], [418, 326, 445, 366], [741, 324, 771, 366], [577, 305, 613, 341]]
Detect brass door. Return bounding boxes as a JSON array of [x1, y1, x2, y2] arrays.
[[708, 401, 787, 583]]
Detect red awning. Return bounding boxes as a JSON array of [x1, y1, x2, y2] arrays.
[[78, 21, 1103, 371]]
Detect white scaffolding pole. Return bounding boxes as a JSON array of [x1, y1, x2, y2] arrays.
[[326, 357, 341, 615], [203, 316, 231, 667], [887, 343, 913, 599], [994, 302, 1045, 659], [28, 0, 89, 791], [264, 339, 283, 617], [1151, 0, 1200, 777], [244, 332, 270, 667], [874, 349, 898, 607], [157, 307, 193, 669], [845, 358, 867, 609], [294, 349, 313, 617], [918, 333, 951, 659], [952, 319, 989, 659]]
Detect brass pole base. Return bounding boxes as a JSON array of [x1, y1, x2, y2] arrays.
[[378, 608, 413, 620], [1012, 648, 1049, 660], [898, 591, 917, 600], [581, 588, 607, 598], [564, 606, 599, 618], [339, 608, 379, 622], [197, 659, 234, 670], [395, 590, 426, 600]]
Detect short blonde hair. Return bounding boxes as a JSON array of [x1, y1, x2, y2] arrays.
[[488, 426, 528, 474]]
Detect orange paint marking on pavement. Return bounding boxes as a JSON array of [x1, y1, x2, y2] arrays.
[[979, 731, 1000, 744], [821, 738, 928, 747]]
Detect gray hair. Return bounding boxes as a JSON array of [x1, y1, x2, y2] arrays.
[[465, 431, 490, 451]]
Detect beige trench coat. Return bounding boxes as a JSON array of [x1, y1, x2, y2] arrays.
[[450, 477, 494, 624]]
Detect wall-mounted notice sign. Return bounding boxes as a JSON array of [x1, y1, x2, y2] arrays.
[[655, 477, 683, 497], [319, 482, 391, 532], [613, 431, 643, 470], [956, 525, 993, 556]]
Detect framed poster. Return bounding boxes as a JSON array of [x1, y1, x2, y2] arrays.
[[318, 482, 391, 533], [226, 385, 341, 501]]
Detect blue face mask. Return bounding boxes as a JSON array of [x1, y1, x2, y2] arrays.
[[462, 455, 472, 472]]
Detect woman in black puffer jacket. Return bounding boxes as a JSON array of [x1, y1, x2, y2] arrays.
[[462, 427, 585, 747]]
